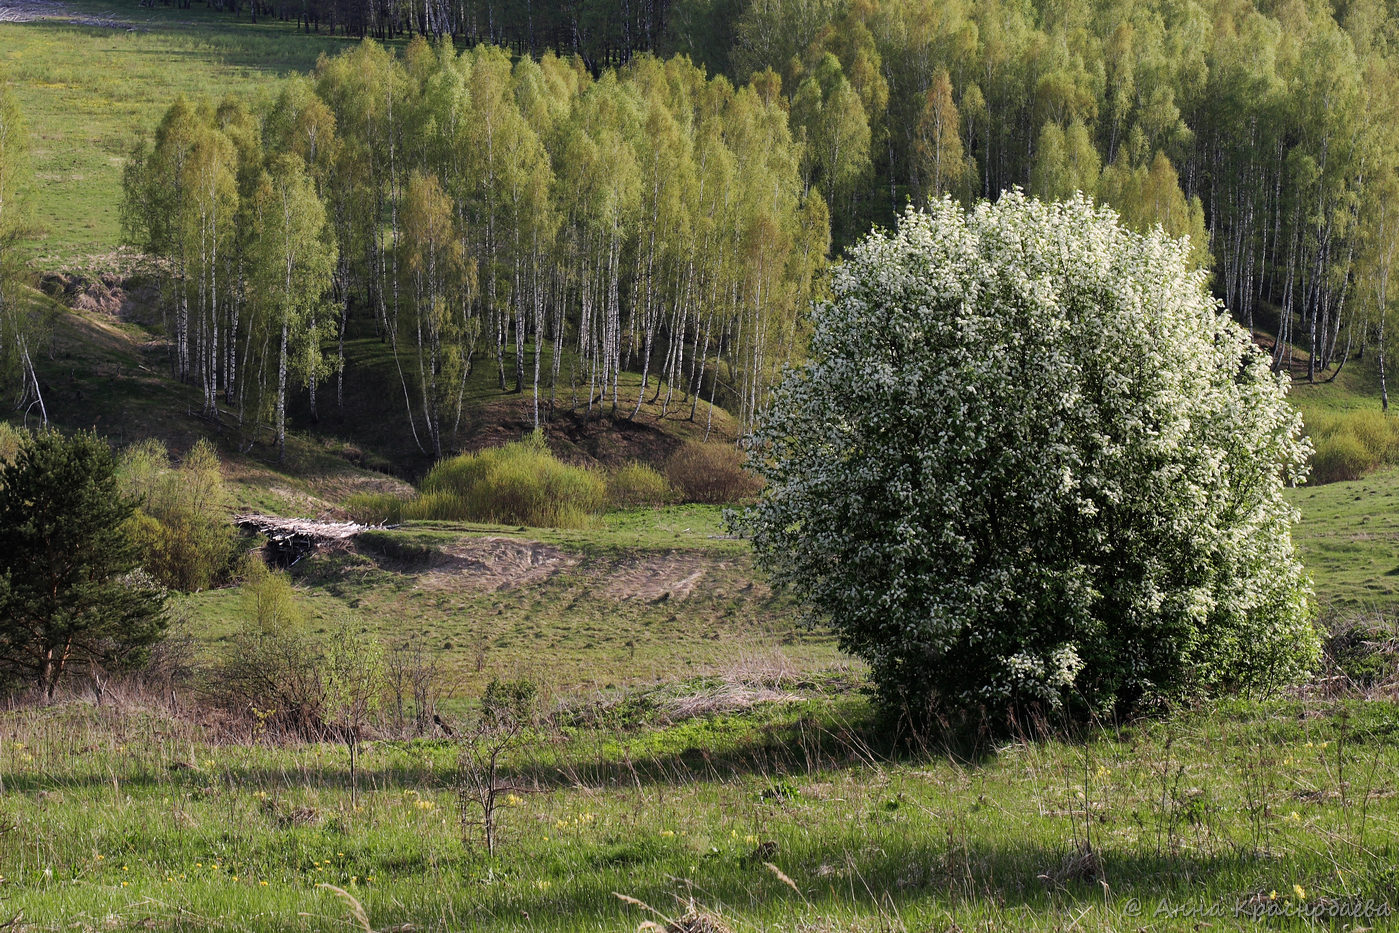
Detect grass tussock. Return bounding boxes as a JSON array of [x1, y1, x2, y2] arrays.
[[607, 461, 676, 509], [1306, 409, 1399, 483], [407, 431, 605, 528], [664, 442, 762, 505]]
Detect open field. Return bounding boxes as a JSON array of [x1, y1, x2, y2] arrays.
[[0, 0, 345, 263], [0, 452, 1392, 931], [175, 505, 844, 703], [2, 687, 1397, 931]]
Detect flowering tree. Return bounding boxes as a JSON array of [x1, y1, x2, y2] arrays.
[[740, 193, 1318, 726]]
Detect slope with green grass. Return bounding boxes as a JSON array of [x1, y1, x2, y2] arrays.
[[174, 505, 842, 704], [0, 0, 346, 263]]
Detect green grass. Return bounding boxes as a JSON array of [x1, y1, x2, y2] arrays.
[[1, 0, 348, 263], [1288, 466, 1399, 618], [3, 690, 1398, 930], [171, 503, 829, 703]]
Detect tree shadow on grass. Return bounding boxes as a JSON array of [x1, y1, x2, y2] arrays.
[[0, 699, 1024, 796], [370, 842, 1340, 932]]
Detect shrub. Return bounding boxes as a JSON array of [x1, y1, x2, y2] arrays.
[[606, 461, 675, 508], [739, 195, 1318, 727], [665, 441, 763, 504], [1310, 432, 1372, 484], [1346, 409, 1399, 461], [117, 438, 234, 591], [0, 423, 24, 465], [342, 491, 406, 524], [409, 431, 604, 528], [238, 556, 306, 633], [215, 558, 323, 737], [1304, 409, 1399, 484]]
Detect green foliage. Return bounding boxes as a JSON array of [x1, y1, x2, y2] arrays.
[[324, 627, 386, 726], [0, 429, 166, 698], [238, 557, 306, 634], [664, 441, 762, 505], [117, 438, 235, 591], [480, 677, 538, 729], [1305, 409, 1399, 483], [605, 461, 675, 509], [217, 558, 323, 735], [407, 432, 604, 528], [116, 40, 821, 461], [323, 625, 386, 798], [342, 490, 407, 524], [0, 422, 23, 465], [741, 195, 1319, 726]]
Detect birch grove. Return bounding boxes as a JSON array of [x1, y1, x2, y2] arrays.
[[122, 40, 824, 455]]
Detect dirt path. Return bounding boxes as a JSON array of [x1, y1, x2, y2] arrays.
[[0, 0, 142, 27], [603, 551, 712, 601]]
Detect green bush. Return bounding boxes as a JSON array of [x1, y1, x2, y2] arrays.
[[1346, 409, 1398, 461], [1304, 409, 1399, 484], [1310, 432, 1372, 484], [401, 489, 470, 522], [606, 461, 675, 509], [740, 195, 1317, 726], [0, 423, 24, 465], [343, 491, 406, 525], [664, 441, 762, 504], [117, 438, 234, 591], [409, 431, 604, 528]]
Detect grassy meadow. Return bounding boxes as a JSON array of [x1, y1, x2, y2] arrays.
[[2, 684, 1397, 930], [6, 6, 1399, 932], [0, 0, 346, 264], [174, 505, 843, 703], [0, 463, 1391, 931]]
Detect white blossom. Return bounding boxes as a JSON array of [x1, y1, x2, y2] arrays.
[[739, 192, 1318, 722]]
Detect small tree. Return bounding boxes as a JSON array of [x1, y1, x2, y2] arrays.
[[739, 194, 1318, 727], [218, 560, 323, 737], [323, 626, 385, 805], [456, 678, 535, 856], [119, 438, 234, 591], [0, 430, 167, 699]]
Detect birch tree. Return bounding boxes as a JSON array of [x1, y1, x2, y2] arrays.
[[248, 155, 337, 462]]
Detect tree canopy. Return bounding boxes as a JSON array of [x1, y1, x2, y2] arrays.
[[741, 193, 1318, 726], [123, 42, 825, 459], [160, 0, 1399, 397], [0, 430, 167, 700]]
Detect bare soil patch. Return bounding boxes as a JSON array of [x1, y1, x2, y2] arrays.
[[419, 537, 579, 593], [603, 551, 712, 601], [40, 272, 154, 320]]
